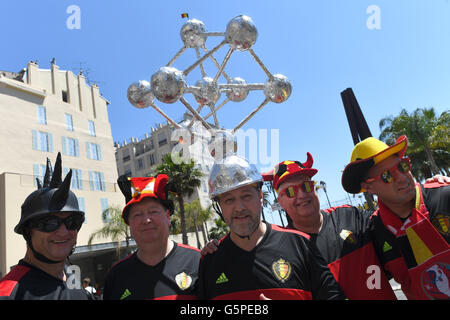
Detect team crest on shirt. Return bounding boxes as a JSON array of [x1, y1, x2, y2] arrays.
[[272, 258, 291, 283], [339, 229, 356, 244], [432, 214, 450, 237], [175, 272, 192, 290], [420, 262, 450, 300]]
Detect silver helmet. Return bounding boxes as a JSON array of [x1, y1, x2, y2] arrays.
[[208, 154, 263, 199]]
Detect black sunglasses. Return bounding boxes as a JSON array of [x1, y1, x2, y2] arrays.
[[29, 214, 84, 233]]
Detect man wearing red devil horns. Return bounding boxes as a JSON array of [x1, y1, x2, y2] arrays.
[[102, 174, 201, 300], [263, 153, 397, 299]]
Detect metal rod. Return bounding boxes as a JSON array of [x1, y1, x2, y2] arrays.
[[183, 40, 226, 76], [166, 46, 187, 67], [208, 103, 220, 127], [184, 86, 200, 94], [232, 97, 270, 133], [203, 98, 230, 120], [179, 97, 212, 130], [248, 48, 273, 79], [201, 45, 232, 82], [213, 47, 234, 83], [203, 32, 225, 37], [195, 47, 207, 78], [187, 105, 205, 128], [219, 83, 265, 91], [149, 103, 181, 129]]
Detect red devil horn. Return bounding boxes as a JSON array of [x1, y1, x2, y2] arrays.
[[302, 152, 314, 168], [262, 170, 273, 181]]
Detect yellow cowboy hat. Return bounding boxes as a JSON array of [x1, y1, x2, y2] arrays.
[[341, 135, 408, 194]]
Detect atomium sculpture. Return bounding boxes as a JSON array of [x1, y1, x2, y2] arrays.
[[127, 15, 292, 158]]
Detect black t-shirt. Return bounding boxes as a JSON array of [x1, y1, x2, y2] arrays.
[[198, 222, 346, 300], [103, 241, 201, 300], [0, 260, 91, 300], [305, 206, 396, 299]]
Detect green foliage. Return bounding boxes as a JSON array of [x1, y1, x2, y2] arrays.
[[88, 205, 131, 259], [379, 107, 449, 181], [155, 154, 203, 244], [208, 218, 229, 240]]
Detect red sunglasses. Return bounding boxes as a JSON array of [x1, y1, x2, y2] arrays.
[[365, 157, 411, 184], [280, 181, 316, 198]]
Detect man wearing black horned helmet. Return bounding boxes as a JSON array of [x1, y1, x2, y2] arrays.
[[0, 153, 91, 300]]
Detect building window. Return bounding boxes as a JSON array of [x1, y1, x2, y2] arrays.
[[158, 132, 167, 147], [62, 137, 80, 157], [33, 163, 47, 187], [122, 148, 130, 162], [62, 90, 68, 103], [146, 139, 154, 151], [148, 153, 155, 166], [100, 198, 109, 223], [32, 130, 53, 152], [135, 143, 145, 157], [77, 197, 86, 224], [136, 158, 144, 170], [37, 106, 47, 125], [64, 168, 83, 190], [89, 171, 105, 191], [86, 142, 102, 160], [65, 113, 73, 131], [88, 120, 96, 136]]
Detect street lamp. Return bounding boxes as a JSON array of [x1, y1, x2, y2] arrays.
[[319, 181, 332, 208]]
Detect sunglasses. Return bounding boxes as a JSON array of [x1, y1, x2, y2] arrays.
[[29, 214, 84, 233], [280, 181, 316, 198], [365, 157, 411, 184]]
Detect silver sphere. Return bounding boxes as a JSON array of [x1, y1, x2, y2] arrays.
[[193, 77, 221, 106], [180, 19, 206, 48], [127, 80, 153, 108], [226, 77, 249, 102], [150, 67, 186, 104], [225, 15, 258, 51], [264, 74, 292, 103]]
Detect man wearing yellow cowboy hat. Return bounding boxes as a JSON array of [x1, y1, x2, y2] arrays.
[[342, 135, 450, 300], [102, 174, 201, 300]]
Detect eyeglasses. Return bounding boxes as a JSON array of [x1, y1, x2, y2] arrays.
[[29, 214, 84, 233], [365, 157, 411, 184], [280, 181, 316, 198]]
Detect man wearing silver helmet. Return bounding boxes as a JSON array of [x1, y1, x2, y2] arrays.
[[0, 153, 91, 300], [198, 154, 345, 300]]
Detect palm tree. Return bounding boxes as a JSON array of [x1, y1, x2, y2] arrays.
[[379, 107, 449, 178], [261, 190, 270, 222], [156, 154, 203, 245], [208, 218, 229, 240], [184, 199, 213, 249], [88, 205, 131, 259]]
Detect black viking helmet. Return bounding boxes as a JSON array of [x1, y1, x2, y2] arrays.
[[14, 152, 85, 235]]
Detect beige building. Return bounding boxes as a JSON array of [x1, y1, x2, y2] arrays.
[[0, 61, 125, 283], [114, 114, 216, 247]]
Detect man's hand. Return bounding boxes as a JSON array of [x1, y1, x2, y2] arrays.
[[426, 175, 450, 184], [201, 239, 220, 256], [259, 293, 271, 300]]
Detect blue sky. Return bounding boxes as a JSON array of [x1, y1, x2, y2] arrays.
[[1, 1, 449, 225]]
